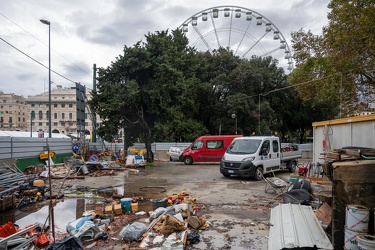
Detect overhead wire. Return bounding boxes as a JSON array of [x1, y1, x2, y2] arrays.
[[0, 37, 77, 84], [0, 12, 91, 77]]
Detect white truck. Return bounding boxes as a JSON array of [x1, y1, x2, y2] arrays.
[[220, 136, 302, 180]]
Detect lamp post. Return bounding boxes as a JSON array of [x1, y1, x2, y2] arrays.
[[40, 19, 51, 138], [231, 113, 237, 134]]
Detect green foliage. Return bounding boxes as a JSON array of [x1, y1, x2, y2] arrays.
[[91, 27, 335, 154], [290, 0, 375, 118]]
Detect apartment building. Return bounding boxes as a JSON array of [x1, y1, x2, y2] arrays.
[[26, 85, 99, 136], [0, 92, 28, 131]]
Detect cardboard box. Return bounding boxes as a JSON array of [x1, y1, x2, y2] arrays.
[[105, 205, 113, 214], [114, 204, 122, 215]]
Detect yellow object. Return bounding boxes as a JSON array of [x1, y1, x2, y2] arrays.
[[105, 205, 113, 214], [33, 180, 45, 187], [114, 204, 122, 215], [39, 151, 55, 160], [131, 203, 138, 213]]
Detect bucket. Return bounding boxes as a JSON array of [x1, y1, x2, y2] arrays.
[[120, 198, 132, 212], [81, 165, 89, 175], [344, 226, 363, 250], [130, 203, 138, 213], [346, 205, 370, 232], [357, 235, 375, 250], [151, 198, 168, 211]]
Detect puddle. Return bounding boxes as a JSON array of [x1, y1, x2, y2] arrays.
[[1, 182, 170, 231]]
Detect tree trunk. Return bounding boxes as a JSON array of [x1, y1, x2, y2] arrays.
[[145, 128, 154, 162]]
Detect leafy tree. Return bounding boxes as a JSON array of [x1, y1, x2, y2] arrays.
[[290, 0, 375, 118], [90, 29, 207, 161]]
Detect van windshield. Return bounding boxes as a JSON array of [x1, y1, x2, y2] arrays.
[[226, 139, 261, 154]]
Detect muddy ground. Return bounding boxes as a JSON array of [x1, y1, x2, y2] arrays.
[[41, 160, 294, 249]]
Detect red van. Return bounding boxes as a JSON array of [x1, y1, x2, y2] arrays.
[[179, 135, 242, 165]]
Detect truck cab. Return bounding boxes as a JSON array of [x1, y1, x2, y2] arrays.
[[220, 136, 301, 180]]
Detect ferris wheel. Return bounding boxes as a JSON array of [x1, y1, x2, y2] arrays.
[[179, 6, 294, 71]]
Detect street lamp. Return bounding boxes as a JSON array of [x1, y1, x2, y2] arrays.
[[231, 113, 237, 134], [40, 19, 51, 138]]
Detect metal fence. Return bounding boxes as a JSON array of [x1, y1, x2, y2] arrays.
[[0, 137, 72, 162]]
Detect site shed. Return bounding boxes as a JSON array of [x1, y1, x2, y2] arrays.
[[312, 114, 375, 164]]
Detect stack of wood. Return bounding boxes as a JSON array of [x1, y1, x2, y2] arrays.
[[326, 147, 375, 162]]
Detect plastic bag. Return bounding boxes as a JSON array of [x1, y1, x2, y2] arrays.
[[47, 236, 83, 250], [33, 232, 50, 247], [149, 207, 167, 222], [187, 231, 200, 244], [119, 222, 147, 242]]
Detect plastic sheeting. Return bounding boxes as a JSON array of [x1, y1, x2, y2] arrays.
[[47, 236, 83, 250]]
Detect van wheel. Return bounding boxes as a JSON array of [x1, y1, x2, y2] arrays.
[[288, 161, 297, 173], [183, 157, 193, 165], [254, 167, 263, 181]]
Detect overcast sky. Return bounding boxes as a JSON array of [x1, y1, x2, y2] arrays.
[[0, 0, 331, 98]]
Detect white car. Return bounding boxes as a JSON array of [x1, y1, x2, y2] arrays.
[[167, 147, 183, 161]]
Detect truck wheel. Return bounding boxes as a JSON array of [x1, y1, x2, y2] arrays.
[[254, 167, 263, 181], [288, 161, 297, 173], [183, 157, 193, 165]]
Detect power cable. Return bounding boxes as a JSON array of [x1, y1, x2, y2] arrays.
[[0, 37, 77, 84], [0, 12, 91, 77]]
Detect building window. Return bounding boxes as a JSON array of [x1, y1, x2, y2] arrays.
[[9, 105, 12, 109], [54, 113, 57, 119], [2, 100, 6, 103], [0, 111, 3, 114], [9, 117, 12, 123], [61, 104, 65, 108], [69, 122, 73, 126], [38, 122, 42, 126], [18, 117, 20, 122], [54, 122, 58, 126], [23, 118, 25, 122], [39, 104, 43, 108], [31, 104, 35, 107], [46, 122, 49, 126], [61, 121, 65, 126], [62, 113, 65, 119], [0, 106, 3, 109], [69, 113, 73, 119], [39, 111, 43, 120], [54, 104, 58, 108], [9, 111, 12, 114], [46, 111, 50, 119], [69, 103, 73, 108]]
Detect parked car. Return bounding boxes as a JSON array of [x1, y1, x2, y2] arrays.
[[167, 147, 183, 161]]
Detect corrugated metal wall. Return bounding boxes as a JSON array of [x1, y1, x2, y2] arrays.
[[0, 137, 72, 161], [313, 115, 375, 163]]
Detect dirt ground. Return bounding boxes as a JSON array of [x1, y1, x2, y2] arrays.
[[53, 160, 293, 250]]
